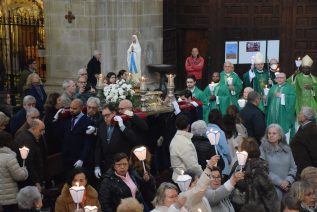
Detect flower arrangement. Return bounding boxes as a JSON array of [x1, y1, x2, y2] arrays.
[[103, 79, 135, 104]]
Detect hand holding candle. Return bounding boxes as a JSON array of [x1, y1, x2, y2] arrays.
[[236, 151, 248, 172], [133, 146, 147, 173], [264, 84, 269, 96]]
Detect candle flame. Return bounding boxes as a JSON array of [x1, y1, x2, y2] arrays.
[[76, 182, 79, 187], [181, 170, 184, 175], [198, 209, 202, 212], [277, 68, 280, 72], [298, 57, 301, 60], [265, 84, 268, 88]]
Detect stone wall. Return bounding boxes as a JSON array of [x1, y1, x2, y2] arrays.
[[44, 0, 162, 93]]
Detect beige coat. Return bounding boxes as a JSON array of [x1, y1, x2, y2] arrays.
[[0, 147, 28, 205], [170, 130, 202, 182]]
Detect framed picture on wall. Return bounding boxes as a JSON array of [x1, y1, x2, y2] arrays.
[[267, 40, 280, 62], [224, 41, 238, 64], [238, 40, 267, 64]]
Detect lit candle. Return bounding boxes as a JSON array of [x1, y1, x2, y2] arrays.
[[19, 146, 29, 167], [69, 182, 86, 210], [198, 209, 202, 212], [206, 129, 220, 155], [176, 173, 192, 192], [84, 206, 98, 212], [264, 84, 269, 96], [227, 76, 233, 85], [167, 74, 175, 87], [275, 68, 280, 77], [295, 57, 302, 68], [140, 76, 146, 91], [133, 146, 147, 173], [236, 151, 248, 172], [97, 74, 103, 87]]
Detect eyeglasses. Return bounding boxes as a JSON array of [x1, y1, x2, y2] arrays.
[[102, 113, 112, 118], [211, 175, 222, 181]]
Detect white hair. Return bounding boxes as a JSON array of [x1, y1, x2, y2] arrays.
[[17, 186, 41, 209], [191, 120, 207, 136], [62, 79, 73, 90], [23, 95, 36, 106], [301, 107, 316, 121], [77, 68, 87, 75], [26, 107, 39, 117], [87, 97, 100, 107], [93, 50, 101, 56]]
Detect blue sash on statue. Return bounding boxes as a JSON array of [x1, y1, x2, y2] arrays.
[[129, 53, 138, 74]]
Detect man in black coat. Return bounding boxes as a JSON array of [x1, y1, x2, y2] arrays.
[[12, 119, 45, 190], [10, 95, 36, 134], [94, 104, 137, 179], [87, 50, 101, 87], [62, 99, 94, 171], [240, 91, 266, 144], [291, 106, 317, 178]]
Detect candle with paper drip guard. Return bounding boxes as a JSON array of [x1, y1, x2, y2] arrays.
[[84, 206, 98, 212], [210, 82, 215, 92], [264, 84, 270, 96], [206, 128, 220, 156], [19, 146, 29, 167], [236, 151, 248, 172], [69, 182, 85, 210], [237, 99, 246, 108], [176, 170, 192, 192], [274, 68, 280, 77], [295, 57, 302, 70], [140, 76, 146, 91], [97, 74, 103, 87], [133, 146, 147, 173], [227, 76, 233, 85]]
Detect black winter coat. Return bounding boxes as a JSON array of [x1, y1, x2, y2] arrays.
[[192, 135, 225, 170], [240, 102, 266, 144], [87, 56, 101, 87], [99, 169, 153, 212]]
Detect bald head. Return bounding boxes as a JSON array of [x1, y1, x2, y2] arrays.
[[224, 61, 234, 74], [118, 99, 133, 114], [29, 119, 45, 140], [70, 99, 83, 116]]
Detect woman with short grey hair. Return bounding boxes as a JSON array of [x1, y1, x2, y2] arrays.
[[191, 120, 224, 170], [17, 186, 42, 211], [260, 123, 297, 200]]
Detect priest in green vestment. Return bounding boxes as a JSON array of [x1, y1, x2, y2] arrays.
[[243, 52, 269, 96], [186, 75, 209, 122], [266, 72, 296, 136], [238, 87, 265, 112], [287, 54, 317, 116]]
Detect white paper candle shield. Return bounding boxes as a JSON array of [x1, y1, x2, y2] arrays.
[[19, 146, 30, 160], [176, 174, 192, 192], [264, 86, 270, 96], [227, 77, 233, 85], [84, 206, 98, 212], [209, 82, 215, 92], [295, 58, 302, 68], [69, 185, 85, 204], [236, 151, 248, 166], [206, 129, 220, 145], [133, 146, 147, 161], [238, 99, 246, 108], [280, 94, 285, 105]]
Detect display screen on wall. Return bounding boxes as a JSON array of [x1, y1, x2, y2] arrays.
[[224, 41, 238, 64], [238, 40, 267, 64]]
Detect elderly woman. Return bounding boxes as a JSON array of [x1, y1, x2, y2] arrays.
[[289, 181, 316, 212], [99, 152, 154, 212], [301, 167, 317, 199], [191, 120, 225, 170], [0, 131, 28, 212], [151, 182, 187, 212], [55, 167, 100, 212], [231, 137, 279, 212], [207, 109, 232, 177], [17, 186, 42, 211], [260, 124, 297, 200], [24, 73, 47, 116], [117, 197, 144, 212], [205, 166, 244, 212]]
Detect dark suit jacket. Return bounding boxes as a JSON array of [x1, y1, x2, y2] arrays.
[[12, 130, 44, 187], [62, 114, 94, 169], [290, 121, 317, 178], [25, 85, 47, 116], [127, 114, 149, 145], [87, 56, 101, 87], [10, 108, 26, 135], [240, 102, 266, 144], [95, 121, 137, 172]]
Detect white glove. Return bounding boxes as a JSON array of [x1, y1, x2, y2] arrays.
[[53, 108, 64, 122], [73, 160, 83, 167], [94, 167, 101, 179], [123, 110, 134, 117], [190, 101, 199, 107], [249, 69, 256, 81], [172, 100, 181, 115], [86, 126, 96, 135], [114, 116, 124, 127]]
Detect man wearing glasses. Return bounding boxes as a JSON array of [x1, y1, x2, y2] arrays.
[[94, 103, 137, 179]]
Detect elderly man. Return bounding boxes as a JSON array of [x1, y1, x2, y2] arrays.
[[266, 72, 296, 141], [75, 76, 93, 104], [287, 55, 317, 115], [185, 48, 204, 88], [15, 107, 40, 136], [94, 104, 137, 179], [87, 50, 101, 87], [62, 99, 94, 171], [240, 91, 266, 144], [12, 119, 45, 190], [243, 52, 269, 95], [60, 79, 76, 108], [291, 107, 317, 178], [10, 95, 36, 134], [118, 99, 148, 144]]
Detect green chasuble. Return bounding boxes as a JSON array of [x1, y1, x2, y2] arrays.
[[287, 73, 317, 116], [220, 71, 243, 107], [191, 86, 209, 123], [243, 69, 269, 95], [266, 82, 296, 134], [204, 82, 231, 116]]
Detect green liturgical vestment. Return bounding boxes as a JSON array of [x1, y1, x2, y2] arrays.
[[220, 71, 243, 108], [191, 86, 209, 123], [243, 69, 269, 95]]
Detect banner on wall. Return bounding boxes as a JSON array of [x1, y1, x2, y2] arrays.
[[224, 41, 238, 64]]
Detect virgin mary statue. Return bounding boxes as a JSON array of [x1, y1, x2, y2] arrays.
[[127, 34, 142, 82]]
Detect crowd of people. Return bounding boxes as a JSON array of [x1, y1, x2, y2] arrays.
[[0, 49, 317, 212]]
